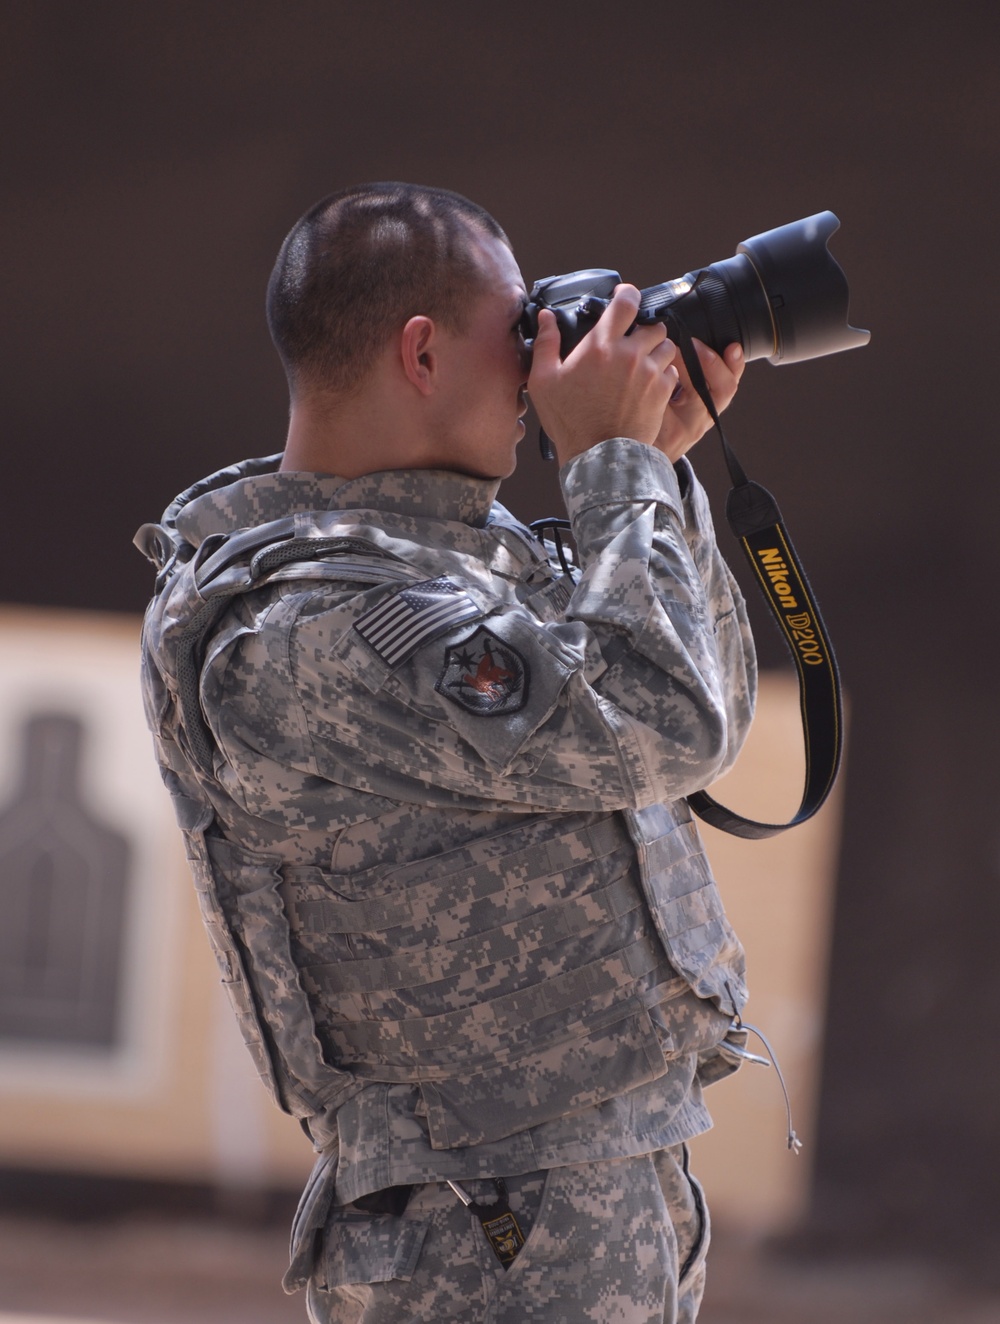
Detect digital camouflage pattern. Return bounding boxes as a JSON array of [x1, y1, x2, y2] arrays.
[[136, 437, 756, 1307], [304, 1147, 708, 1324]]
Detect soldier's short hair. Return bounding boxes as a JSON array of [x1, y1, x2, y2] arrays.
[[266, 182, 511, 397]]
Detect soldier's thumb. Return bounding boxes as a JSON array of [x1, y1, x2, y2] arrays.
[[530, 308, 562, 373]]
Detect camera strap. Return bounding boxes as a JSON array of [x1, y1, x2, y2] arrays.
[[667, 312, 843, 839]]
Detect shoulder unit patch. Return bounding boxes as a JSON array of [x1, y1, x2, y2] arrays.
[[435, 626, 529, 716]]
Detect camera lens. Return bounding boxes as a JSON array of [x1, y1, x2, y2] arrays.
[[640, 258, 776, 361], [639, 211, 869, 365]]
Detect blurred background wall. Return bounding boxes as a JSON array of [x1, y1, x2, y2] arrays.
[[2, 0, 998, 1278]]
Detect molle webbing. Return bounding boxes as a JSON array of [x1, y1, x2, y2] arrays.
[[195, 806, 691, 1149], [277, 812, 677, 1077], [321, 942, 680, 1070], [301, 870, 643, 996], [281, 815, 627, 936]]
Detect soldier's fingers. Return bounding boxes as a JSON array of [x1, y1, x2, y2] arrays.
[[649, 336, 678, 370], [669, 340, 743, 410], [695, 340, 744, 409], [597, 284, 643, 339], [628, 322, 670, 358], [724, 341, 745, 380]]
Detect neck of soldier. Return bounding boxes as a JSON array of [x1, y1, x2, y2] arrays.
[[280, 390, 423, 481], [279, 338, 461, 480]]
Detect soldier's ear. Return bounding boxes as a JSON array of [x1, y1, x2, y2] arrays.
[[400, 316, 438, 395]]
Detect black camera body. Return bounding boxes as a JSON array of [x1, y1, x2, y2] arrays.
[[521, 211, 869, 364]]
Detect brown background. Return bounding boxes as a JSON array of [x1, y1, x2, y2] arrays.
[[3, 0, 998, 1274]]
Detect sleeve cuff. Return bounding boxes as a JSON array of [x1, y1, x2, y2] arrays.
[[559, 438, 684, 523]]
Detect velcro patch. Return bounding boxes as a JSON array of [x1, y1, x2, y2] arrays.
[[436, 627, 529, 716], [353, 578, 481, 667]]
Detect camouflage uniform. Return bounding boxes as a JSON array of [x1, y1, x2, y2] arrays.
[[136, 437, 756, 1321], [304, 1147, 709, 1324]]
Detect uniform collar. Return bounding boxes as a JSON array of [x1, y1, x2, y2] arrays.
[[170, 456, 503, 548], [331, 468, 501, 528]]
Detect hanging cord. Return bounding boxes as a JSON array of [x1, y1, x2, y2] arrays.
[[529, 517, 577, 581], [726, 1017, 803, 1155]]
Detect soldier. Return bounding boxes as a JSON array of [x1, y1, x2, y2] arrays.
[[136, 182, 752, 1324]]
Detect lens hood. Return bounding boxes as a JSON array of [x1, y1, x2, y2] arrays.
[[737, 212, 870, 364]]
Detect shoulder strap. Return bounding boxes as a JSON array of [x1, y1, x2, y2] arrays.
[[668, 313, 844, 840], [174, 534, 418, 776]]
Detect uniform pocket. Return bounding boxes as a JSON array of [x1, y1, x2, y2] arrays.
[[318, 1209, 429, 1289]]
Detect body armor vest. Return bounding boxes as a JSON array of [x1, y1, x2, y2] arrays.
[[139, 511, 747, 1153]]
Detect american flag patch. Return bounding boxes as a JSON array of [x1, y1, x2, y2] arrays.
[[353, 578, 482, 668]]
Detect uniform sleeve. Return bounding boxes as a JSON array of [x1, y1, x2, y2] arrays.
[[223, 439, 756, 814], [556, 440, 756, 797]]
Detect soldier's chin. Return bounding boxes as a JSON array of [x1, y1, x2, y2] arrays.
[[507, 429, 524, 471]]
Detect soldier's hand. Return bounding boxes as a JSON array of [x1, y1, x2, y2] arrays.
[[527, 285, 679, 466], [654, 340, 745, 463]]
